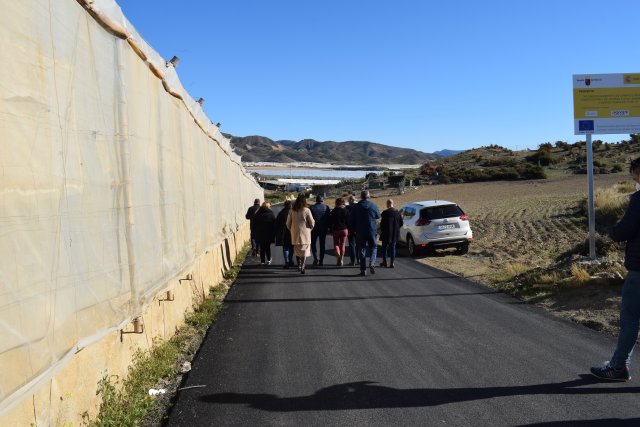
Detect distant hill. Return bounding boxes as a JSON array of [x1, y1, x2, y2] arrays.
[[226, 135, 439, 165], [404, 140, 640, 184], [433, 149, 464, 157]]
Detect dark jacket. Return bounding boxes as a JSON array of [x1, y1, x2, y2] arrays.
[[310, 202, 331, 234], [610, 191, 640, 271], [246, 203, 260, 236], [329, 206, 349, 232], [274, 207, 292, 247], [350, 199, 381, 237], [252, 207, 276, 244], [345, 204, 356, 234], [380, 207, 403, 242], [245, 203, 260, 220]]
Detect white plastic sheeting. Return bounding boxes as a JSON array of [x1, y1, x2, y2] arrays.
[[0, 0, 261, 415]]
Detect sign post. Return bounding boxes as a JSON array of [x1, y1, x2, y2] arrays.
[[573, 73, 640, 259], [585, 133, 596, 259]]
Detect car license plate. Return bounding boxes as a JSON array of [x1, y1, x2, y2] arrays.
[[438, 224, 456, 230]]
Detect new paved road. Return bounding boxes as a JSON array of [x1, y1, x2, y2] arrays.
[[166, 230, 640, 426]]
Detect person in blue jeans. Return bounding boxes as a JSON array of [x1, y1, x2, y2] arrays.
[[591, 157, 640, 381], [350, 190, 381, 276], [309, 195, 331, 266]]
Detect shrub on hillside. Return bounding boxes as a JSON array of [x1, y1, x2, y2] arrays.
[[526, 150, 557, 166], [517, 164, 546, 179], [434, 163, 545, 183], [480, 157, 517, 167]]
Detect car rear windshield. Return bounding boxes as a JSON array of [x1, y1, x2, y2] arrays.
[[420, 204, 464, 220]]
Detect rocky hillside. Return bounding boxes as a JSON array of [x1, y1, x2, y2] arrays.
[[226, 135, 439, 164]]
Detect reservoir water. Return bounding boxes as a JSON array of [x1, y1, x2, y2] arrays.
[[249, 169, 376, 179]]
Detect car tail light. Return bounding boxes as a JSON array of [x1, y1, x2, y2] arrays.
[[421, 244, 427, 247], [459, 214, 468, 221], [416, 218, 430, 226]]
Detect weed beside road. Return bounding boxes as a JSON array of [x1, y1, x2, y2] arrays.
[[86, 244, 249, 427]]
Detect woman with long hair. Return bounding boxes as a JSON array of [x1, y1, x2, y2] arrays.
[[286, 194, 315, 274]]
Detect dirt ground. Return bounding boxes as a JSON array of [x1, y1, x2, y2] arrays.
[[364, 171, 628, 337]]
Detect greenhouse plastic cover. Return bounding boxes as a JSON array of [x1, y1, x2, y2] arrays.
[[0, 0, 262, 415]]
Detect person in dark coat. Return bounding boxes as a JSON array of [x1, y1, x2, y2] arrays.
[[345, 194, 359, 266], [275, 200, 294, 268], [309, 195, 331, 266], [350, 190, 381, 276], [380, 199, 403, 268], [252, 202, 276, 266], [329, 198, 349, 266], [245, 198, 261, 256], [591, 157, 640, 381]]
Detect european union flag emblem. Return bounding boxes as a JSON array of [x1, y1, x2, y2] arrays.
[[578, 120, 594, 131]]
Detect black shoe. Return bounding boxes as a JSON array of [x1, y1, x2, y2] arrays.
[[369, 265, 376, 275], [349, 260, 355, 266], [301, 268, 306, 274], [313, 259, 318, 266], [318, 260, 323, 266], [591, 362, 630, 381], [380, 261, 388, 268], [389, 261, 395, 268], [283, 264, 290, 269], [358, 271, 366, 276]]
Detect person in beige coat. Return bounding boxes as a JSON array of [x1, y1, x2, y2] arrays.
[[286, 193, 315, 274]]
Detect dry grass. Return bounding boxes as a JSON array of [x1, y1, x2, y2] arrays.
[[595, 186, 629, 220], [535, 271, 561, 285], [616, 180, 636, 193], [569, 264, 591, 286], [497, 262, 530, 282]]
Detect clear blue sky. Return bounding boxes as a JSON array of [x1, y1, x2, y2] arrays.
[[117, 0, 640, 153]]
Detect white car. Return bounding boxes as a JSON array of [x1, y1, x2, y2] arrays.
[[398, 200, 473, 256]]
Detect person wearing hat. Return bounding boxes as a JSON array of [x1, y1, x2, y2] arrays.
[[309, 195, 331, 266], [349, 190, 381, 276]]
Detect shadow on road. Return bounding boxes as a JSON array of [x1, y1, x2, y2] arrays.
[[518, 418, 640, 426], [224, 290, 499, 304], [199, 376, 640, 412], [234, 274, 462, 282]]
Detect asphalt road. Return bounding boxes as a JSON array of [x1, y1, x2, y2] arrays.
[[165, 210, 640, 426]]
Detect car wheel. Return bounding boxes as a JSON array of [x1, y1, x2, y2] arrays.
[[407, 235, 418, 257], [457, 243, 469, 255]]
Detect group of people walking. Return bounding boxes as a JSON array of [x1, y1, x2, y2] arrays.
[[245, 191, 403, 276]]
